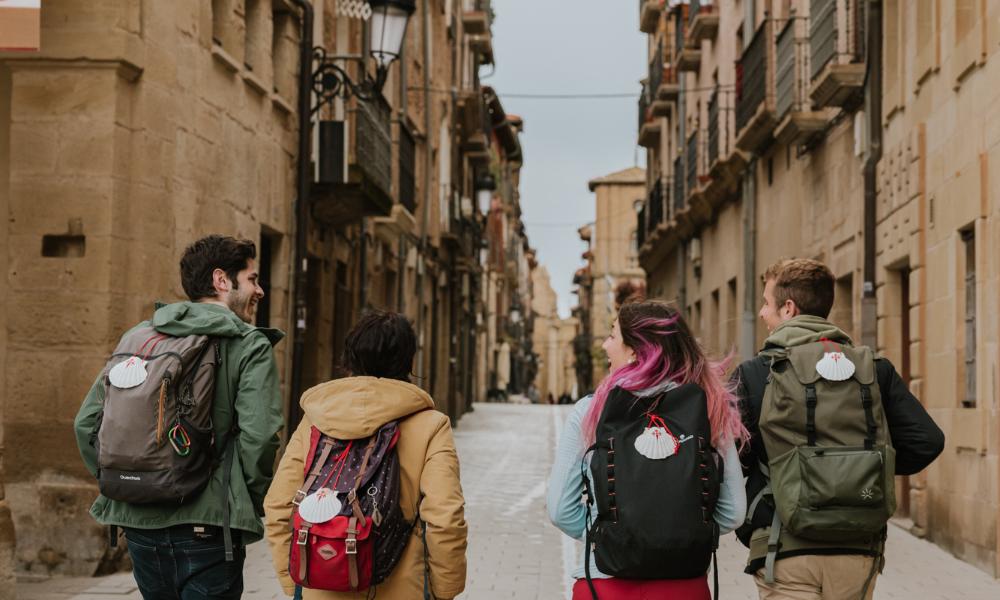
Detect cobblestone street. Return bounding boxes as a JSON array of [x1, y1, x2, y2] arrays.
[[18, 402, 1000, 599]]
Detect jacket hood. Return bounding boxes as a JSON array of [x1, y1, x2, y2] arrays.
[[300, 377, 435, 439], [763, 315, 852, 350], [152, 301, 284, 344]]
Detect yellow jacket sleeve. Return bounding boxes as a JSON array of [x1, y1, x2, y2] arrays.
[[418, 416, 468, 599], [263, 416, 311, 596]]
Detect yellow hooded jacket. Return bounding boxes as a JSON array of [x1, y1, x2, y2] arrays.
[[264, 377, 468, 599]]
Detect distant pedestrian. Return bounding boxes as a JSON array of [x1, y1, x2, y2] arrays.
[[264, 310, 468, 599], [734, 258, 944, 599], [74, 235, 285, 599], [547, 299, 748, 600]]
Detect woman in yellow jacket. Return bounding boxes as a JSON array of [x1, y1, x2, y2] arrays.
[[264, 311, 467, 599]]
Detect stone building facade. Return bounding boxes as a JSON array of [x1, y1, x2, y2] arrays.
[[531, 265, 575, 404], [637, 0, 1000, 577], [586, 167, 646, 385], [0, 0, 517, 585]]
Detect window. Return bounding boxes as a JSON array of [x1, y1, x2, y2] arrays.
[[710, 289, 720, 352], [271, 3, 298, 98], [961, 229, 976, 408], [244, 0, 267, 72], [726, 278, 738, 350], [830, 273, 854, 337], [255, 231, 276, 328], [955, 0, 976, 42]]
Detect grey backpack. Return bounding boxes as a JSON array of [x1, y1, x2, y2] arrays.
[[95, 323, 222, 504]]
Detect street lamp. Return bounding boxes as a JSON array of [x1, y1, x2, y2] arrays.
[[311, 0, 415, 111], [475, 172, 496, 215]]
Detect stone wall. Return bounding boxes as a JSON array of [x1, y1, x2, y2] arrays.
[[0, 0, 298, 578]]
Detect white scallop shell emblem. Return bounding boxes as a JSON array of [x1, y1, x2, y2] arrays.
[[634, 426, 679, 460], [816, 351, 855, 381], [108, 356, 149, 389], [298, 488, 342, 524]]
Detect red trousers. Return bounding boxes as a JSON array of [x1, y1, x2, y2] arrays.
[[572, 575, 710, 600]]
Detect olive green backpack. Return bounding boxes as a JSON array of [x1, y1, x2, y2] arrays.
[[755, 340, 895, 583]]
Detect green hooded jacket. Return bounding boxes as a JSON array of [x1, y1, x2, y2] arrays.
[[74, 302, 285, 544]]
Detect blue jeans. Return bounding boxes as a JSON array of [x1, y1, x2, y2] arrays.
[[123, 526, 246, 600]]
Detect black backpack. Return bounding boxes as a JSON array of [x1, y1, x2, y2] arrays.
[[584, 384, 722, 598]]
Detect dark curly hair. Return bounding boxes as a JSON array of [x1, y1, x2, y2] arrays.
[[179, 235, 256, 301], [342, 310, 417, 381]]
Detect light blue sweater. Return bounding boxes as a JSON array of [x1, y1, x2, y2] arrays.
[[546, 391, 747, 580]]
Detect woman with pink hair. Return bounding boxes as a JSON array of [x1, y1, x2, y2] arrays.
[[547, 300, 748, 600]]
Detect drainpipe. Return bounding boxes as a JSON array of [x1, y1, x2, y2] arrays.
[[677, 8, 688, 314], [740, 166, 757, 359], [289, 0, 314, 424], [861, 0, 882, 349], [739, 0, 758, 361], [414, 0, 433, 384]]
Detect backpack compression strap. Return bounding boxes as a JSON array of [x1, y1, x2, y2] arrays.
[[581, 443, 600, 600]]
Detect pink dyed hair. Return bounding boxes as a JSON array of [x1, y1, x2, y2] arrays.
[[582, 300, 749, 450]]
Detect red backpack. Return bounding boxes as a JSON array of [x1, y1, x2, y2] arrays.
[[289, 421, 413, 592]]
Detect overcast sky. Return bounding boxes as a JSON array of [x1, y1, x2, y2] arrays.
[[484, 1, 646, 318]]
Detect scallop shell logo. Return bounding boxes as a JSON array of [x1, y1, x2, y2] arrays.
[[815, 351, 855, 382], [298, 488, 342, 524], [108, 356, 149, 389], [634, 427, 679, 460]]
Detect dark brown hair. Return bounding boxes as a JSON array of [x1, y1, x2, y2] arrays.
[[763, 258, 835, 318], [342, 310, 417, 381], [179, 235, 257, 301]]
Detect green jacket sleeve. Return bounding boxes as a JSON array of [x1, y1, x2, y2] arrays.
[[73, 374, 106, 479], [234, 333, 283, 516]]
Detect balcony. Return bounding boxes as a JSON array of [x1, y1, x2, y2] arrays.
[[809, 0, 864, 108], [313, 97, 393, 225], [735, 19, 777, 154], [672, 156, 685, 215], [372, 121, 417, 241], [774, 17, 829, 146], [687, 0, 719, 47], [638, 178, 681, 273], [638, 89, 661, 148], [457, 92, 490, 166], [462, 0, 491, 35], [639, 0, 661, 34], [650, 44, 676, 115], [469, 31, 495, 65]]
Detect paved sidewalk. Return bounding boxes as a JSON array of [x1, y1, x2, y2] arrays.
[[18, 402, 1000, 599]]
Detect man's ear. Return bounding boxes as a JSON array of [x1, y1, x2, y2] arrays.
[[783, 298, 800, 318], [212, 268, 231, 294]]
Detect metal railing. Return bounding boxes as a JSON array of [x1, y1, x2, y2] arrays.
[[707, 89, 719, 166], [398, 125, 416, 213], [776, 16, 813, 119], [689, 0, 714, 27], [686, 131, 699, 194], [647, 179, 664, 233], [355, 96, 392, 199], [650, 42, 664, 95], [674, 5, 687, 58], [638, 83, 651, 133], [735, 20, 770, 134], [810, 0, 836, 78], [673, 156, 685, 212]]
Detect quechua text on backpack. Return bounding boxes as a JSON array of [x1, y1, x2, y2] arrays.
[[289, 422, 413, 593]]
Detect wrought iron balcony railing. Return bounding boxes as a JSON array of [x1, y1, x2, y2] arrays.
[[673, 156, 685, 213], [686, 131, 699, 195], [736, 20, 769, 134], [707, 90, 719, 167]]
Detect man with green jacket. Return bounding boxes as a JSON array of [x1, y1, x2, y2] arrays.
[[74, 235, 284, 599]]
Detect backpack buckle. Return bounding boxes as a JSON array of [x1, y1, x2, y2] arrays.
[[345, 538, 357, 555], [296, 529, 309, 546], [292, 490, 306, 506]]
